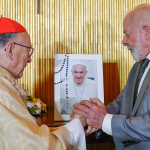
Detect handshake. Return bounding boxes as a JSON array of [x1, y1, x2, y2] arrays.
[[70, 98, 107, 136]]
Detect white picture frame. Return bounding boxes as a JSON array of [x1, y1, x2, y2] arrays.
[[54, 54, 104, 121]]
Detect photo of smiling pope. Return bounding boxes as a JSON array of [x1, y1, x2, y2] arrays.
[[60, 60, 98, 114]]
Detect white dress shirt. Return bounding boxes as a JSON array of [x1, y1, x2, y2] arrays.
[[102, 53, 150, 135]]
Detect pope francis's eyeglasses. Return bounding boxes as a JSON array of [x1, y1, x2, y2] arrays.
[[13, 42, 34, 57]]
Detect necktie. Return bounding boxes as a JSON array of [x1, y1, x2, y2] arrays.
[[133, 58, 149, 107]]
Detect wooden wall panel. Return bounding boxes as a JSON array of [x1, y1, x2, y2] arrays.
[[103, 63, 120, 105], [0, 0, 150, 126], [87, 142, 115, 150]]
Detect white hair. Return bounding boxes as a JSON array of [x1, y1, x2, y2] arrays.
[[72, 62, 86, 70]]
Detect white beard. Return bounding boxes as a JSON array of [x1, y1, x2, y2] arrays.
[[130, 47, 141, 62], [127, 40, 143, 62]]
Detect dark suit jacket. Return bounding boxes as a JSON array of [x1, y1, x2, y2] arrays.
[[106, 61, 150, 150]]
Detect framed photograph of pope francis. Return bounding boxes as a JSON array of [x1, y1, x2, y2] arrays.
[[54, 54, 104, 121]]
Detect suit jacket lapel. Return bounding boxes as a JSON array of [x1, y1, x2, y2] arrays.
[[131, 67, 150, 116], [128, 62, 141, 115]]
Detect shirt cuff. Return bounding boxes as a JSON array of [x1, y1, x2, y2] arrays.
[[64, 118, 86, 150], [102, 113, 113, 135]]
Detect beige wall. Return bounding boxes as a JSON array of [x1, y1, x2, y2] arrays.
[[0, 0, 150, 123]]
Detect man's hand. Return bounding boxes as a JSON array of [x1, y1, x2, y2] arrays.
[[79, 117, 87, 128], [84, 126, 98, 136], [70, 114, 81, 121], [70, 113, 97, 136], [70, 113, 87, 129], [72, 98, 107, 129]]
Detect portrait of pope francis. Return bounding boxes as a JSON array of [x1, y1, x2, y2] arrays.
[[60, 61, 98, 114]]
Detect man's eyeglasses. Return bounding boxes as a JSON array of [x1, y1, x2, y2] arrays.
[[13, 42, 34, 57]]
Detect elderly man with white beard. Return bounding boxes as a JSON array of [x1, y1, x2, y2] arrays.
[[61, 62, 98, 114], [72, 4, 150, 150]]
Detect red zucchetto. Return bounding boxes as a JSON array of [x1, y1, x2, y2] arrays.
[[0, 16, 26, 34]]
